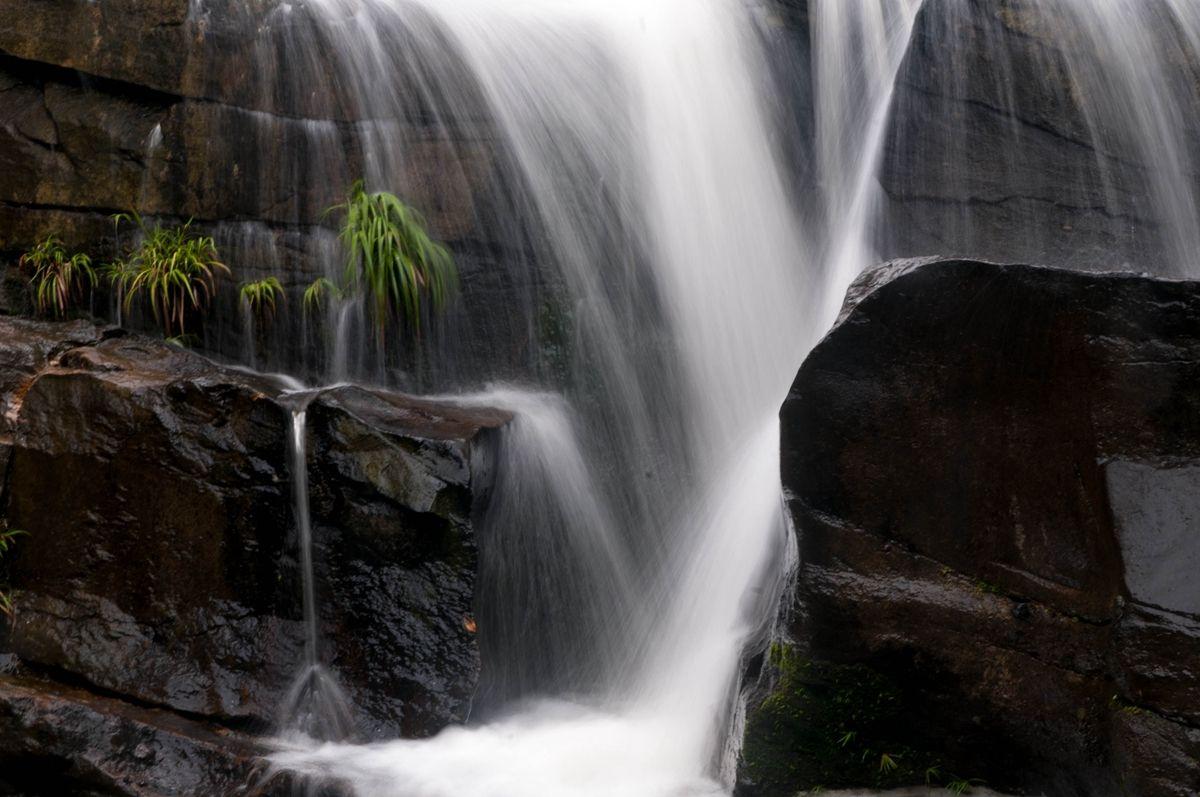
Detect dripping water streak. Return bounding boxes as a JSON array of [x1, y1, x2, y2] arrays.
[[279, 405, 355, 743], [291, 409, 319, 668]]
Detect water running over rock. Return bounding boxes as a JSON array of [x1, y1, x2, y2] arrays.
[[881, 0, 1200, 276], [279, 405, 356, 743], [49, 0, 1191, 793], [270, 0, 917, 794]]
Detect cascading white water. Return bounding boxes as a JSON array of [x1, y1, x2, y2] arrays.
[[811, 0, 922, 324], [269, 0, 921, 794]]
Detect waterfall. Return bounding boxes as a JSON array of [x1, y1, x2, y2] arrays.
[[201, 0, 1200, 791], [267, 0, 920, 794], [157, 0, 1200, 792]]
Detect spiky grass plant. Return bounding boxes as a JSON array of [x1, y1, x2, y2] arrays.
[[239, 276, 285, 323], [0, 528, 27, 619], [108, 212, 230, 338], [302, 276, 342, 316], [19, 236, 96, 318], [307, 180, 457, 339]]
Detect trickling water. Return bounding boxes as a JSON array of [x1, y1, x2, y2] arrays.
[[811, 0, 922, 324], [240, 297, 258, 371], [279, 406, 355, 743], [1035, 0, 1200, 276], [881, 0, 1200, 277], [136, 123, 164, 214]]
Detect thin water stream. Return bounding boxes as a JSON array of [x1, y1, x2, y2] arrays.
[[280, 404, 356, 743]]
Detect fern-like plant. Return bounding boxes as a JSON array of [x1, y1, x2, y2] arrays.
[[307, 180, 457, 338], [239, 276, 285, 323], [107, 213, 230, 338], [19, 236, 96, 318]]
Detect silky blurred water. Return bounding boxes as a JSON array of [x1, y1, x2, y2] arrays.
[[238, 0, 1200, 793], [267, 0, 917, 794]]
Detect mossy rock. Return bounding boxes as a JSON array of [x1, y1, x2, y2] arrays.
[[738, 644, 959, 795]]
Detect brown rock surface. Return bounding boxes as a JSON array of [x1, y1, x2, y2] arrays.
[[0, 318, 507, 757], [0, 668, 282, 797]]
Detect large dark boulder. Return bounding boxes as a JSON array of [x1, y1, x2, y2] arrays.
[[0, 317, 507, 788], [742, 259, 1200, 797]]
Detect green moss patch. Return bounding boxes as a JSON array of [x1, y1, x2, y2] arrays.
[[739, 643, 968, 795]]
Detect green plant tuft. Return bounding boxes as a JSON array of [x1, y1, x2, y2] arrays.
[[1109, 693, 1143, 716], [973, 578, 1004, 597], [239, 276, 285, 323], [164, 334, 199, 349], [947, 777, 986, 794], [302, 276, 342, 316], [0, 528, 27, 619], [107, 212, 230, 338], [308, 180, 457, 340], [19, 236, 96, 318]]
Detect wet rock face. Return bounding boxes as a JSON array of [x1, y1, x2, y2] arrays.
[[879, 0, 1200, 274], [304, 386, 508, 737], [748, 259, 1200, 797], [0, 669, 283, 797], [0, 0, 552, 387], [4, 327, 306, 728], [0, 317, 506, 791]]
